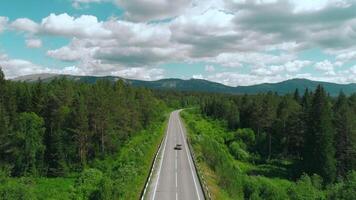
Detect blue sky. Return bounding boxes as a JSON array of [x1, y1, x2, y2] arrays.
[[0, 0, 356, 86]]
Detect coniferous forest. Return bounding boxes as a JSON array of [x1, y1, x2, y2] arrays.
[[0, 65, 355, 199], [181, 86, 356, 199], [0, 68, 168, 199]]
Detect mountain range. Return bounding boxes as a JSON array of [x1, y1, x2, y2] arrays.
[[13, 74, 356, 96]]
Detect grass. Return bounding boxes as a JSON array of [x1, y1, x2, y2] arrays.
[[31, 177, 75, 200], [6, 177, 75, 200], [198, 161, 231, 200]]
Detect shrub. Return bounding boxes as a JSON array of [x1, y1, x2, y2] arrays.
[[235, 128, 255, 148], [242, 176, 289, 200], [229, 141, 249, 161], [0, 170, 34, 200], [72, 168, 113, 200], [327, 171, 356, 200], [287, 174, 325, 200]]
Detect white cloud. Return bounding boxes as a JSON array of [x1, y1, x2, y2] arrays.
[[350, 65, 356, 74], [47, 38, 98, 61], [336, 51, 356, 62], [192, 74, 204, 79], [41, 13, 111, 38], [110, 67, 164, 80], [3, 1, 356, 83], [11, 18, 39, 33], [314, 60, 334, 71], [276, 60, 311, 73], [116, 0, 192, 22], [25, 38, 42, 48], [0, 16, 8, 33], [72, 0, 104, 8], [0, 53, 50, 78], [205, 72, 286, 86], [205, 65, 215, 72]]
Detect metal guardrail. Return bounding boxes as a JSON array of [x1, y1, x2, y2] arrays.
[[179, 111, 212, 200], [140, 111, 212, 200], [186, 137, 212, 200], [139, 125, 167, 200]]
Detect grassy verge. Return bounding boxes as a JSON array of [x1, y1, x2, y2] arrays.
[[107, 113, 169, 199]]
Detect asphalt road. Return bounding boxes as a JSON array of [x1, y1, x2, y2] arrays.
[[144, 110, 205, 200]]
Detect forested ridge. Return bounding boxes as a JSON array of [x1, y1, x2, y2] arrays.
[[181, 85, 356, 199], [0, 68, 168, 199]]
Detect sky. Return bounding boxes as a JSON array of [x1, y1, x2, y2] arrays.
[[1, 0, 356, 86]]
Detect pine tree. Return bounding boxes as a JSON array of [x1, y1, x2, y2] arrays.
[[43, 93, 68, 176], [0, 102, 10, 163], [69, 93, 90, 167], [294, 88, 301, 103], [303, 85, 336, 183], [333, 92, 356, 177], [261, 92, 277, 160], [32, 79, 46, 115]]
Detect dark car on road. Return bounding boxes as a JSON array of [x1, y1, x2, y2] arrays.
[[174, 144, 182, 150]]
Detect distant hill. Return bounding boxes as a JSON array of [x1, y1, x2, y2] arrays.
[[13, 74, 356, 96], [235, 78, 356, 96]]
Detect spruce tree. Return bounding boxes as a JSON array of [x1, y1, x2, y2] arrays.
[[69, 93, 90, 167], [294, 88, 301, 103], [334, 92, 356, 177], [303, 85, 336, 183]]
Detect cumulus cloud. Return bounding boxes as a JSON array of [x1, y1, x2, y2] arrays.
[[116, 0, 192, 22], [0, 16, 8, 33], [25, 38, 42, 48], [250, 60, 311, 77], [336, 51, 356, 62], [205, 65, 215, 72], [231, 0, 356, 50], [41, 13, 112, 38], [314, 60, 335, 75], [11, 18, 39, 33], [3, 0, 356, 84], [110, 67, 164, 80], [0, 53, 50, 78], [72, 0, 105, 8]]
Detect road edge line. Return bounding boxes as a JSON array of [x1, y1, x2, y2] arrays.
[[177, 110, 204, 200], [178, 110, 212, 200], [140, 113, 171, 200]]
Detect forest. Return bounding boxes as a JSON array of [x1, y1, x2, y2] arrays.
[[0, 68, 168, 199], [1, 64, 355, 199], [181, 85, 356, 199]]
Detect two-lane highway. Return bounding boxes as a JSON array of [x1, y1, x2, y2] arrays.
[[143, 110, 205, 200]]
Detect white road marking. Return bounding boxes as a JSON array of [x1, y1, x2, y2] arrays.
[[176, 111, 202, 200], [152, 115, 171, 200], [175, 149, 178, 200], [175, 128, 178, 200]]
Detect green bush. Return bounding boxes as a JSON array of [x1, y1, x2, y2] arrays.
[[242, 176, 289, 200], [287, 174, 325, 200], [72, 168, 113, 200], [327, 171, 356, 200], [235, 128, 256, 148], [0, 182, 34, 200], [229, 141, 249, 161], [0, 170, 35, 200]]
